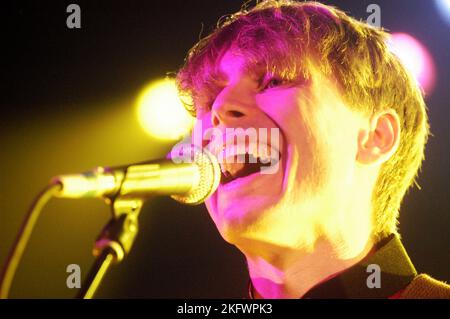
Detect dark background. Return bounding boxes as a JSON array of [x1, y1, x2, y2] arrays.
[[1, 0, 449, 298]]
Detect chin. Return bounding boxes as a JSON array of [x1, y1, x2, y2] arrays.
[[206, 194, 282, 245]]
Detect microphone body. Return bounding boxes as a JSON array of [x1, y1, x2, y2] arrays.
[[52, 146, 220, 205]]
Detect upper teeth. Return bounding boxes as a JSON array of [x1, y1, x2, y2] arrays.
[[211, 142, 280, 177], [216, 142, 277, 164]]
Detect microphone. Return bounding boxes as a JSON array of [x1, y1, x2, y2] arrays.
[[52, 145, 221, 205]]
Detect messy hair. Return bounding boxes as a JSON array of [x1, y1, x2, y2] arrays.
[[176, 0, 429, 241]]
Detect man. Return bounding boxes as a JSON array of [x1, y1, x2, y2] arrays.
[[176, 0, 450, 298]]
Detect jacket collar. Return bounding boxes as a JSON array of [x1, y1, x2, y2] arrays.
[[248, 234, 417, 299]]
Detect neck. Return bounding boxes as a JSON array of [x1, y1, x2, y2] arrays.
[[244, 236, 374, 299]]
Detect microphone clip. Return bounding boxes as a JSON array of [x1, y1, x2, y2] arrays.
[[78, 197, 143, 298]]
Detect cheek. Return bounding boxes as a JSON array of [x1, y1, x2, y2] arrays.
[[322, 107, 360, 159], [205, 198, 218, 222], [257, 89, 302, 124], [256, 89, 307, 155], [311, 104, 361, 190], [258, 90, 314, 154], [263, 88, 357, 190]]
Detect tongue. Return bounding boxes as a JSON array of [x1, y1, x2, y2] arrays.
[[221, 163, 263, 184]]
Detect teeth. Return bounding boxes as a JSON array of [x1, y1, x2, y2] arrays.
[[209, 141, 281, 183], [247, 145, 259, 163], [220, 161, 245, 176], [217, 142, 278, 162], [259, 154, 271, 164]]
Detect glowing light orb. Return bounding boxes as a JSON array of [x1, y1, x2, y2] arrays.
[[435, 0, 450, 25], [388, 33, 436, 95], [136, 78, 195, 140]]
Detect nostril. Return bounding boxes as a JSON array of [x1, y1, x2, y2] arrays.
[[212, 115, 220, 127], [211, 109, 245, 127], [227, 110, 245, 118]]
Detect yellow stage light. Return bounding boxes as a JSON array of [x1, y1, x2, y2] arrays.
[[136, 78, 195, 140]]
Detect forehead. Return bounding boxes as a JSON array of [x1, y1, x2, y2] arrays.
[[217, 49, 265, 80], [219, 51, 244, 76]]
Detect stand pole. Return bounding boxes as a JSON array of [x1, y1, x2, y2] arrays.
[[76, 248, 115, 299], [76, 198, 143, 299]]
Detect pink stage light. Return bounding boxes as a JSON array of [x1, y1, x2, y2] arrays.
[[387, 33, 437, 95]]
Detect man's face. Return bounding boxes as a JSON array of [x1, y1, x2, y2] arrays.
[[193, 50, 372, 252]]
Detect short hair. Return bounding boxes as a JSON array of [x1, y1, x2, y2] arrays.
[[176, 0, 429, 241]]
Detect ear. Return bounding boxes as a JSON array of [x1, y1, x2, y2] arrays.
[[357, 109, 401, 165]]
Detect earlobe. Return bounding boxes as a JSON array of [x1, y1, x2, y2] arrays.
[[357, 110, 400, 165]]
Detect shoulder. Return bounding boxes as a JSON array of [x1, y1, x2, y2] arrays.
[[400, 274, 450, 299]]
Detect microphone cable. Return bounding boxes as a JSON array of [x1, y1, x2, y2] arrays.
[[0, 181, 62, 299]]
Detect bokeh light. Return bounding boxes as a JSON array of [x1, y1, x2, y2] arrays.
[[388, 33, 437, 95], [434, 0, 450, 25], [136, 78, 195, 140]]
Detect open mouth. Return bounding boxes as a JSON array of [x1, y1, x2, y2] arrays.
[[219, 149, 281, 185], [220, 154, 271, 184]]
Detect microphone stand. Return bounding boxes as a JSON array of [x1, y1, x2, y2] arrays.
[[77, 198, 143, 299]]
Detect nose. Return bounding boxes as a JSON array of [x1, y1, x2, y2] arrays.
[[211, 109, 245, 127], [210, 87, 251, 128]]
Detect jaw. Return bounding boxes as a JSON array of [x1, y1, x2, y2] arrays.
[[205, 133, 290, 243]]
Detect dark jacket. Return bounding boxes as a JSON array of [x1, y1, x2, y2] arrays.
[[248, 234, 450, 299]]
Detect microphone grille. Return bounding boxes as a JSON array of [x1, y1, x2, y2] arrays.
[[171, 145, 220, 205]]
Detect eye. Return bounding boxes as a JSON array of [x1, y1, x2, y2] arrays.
[[260, 76, 287, 91]]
